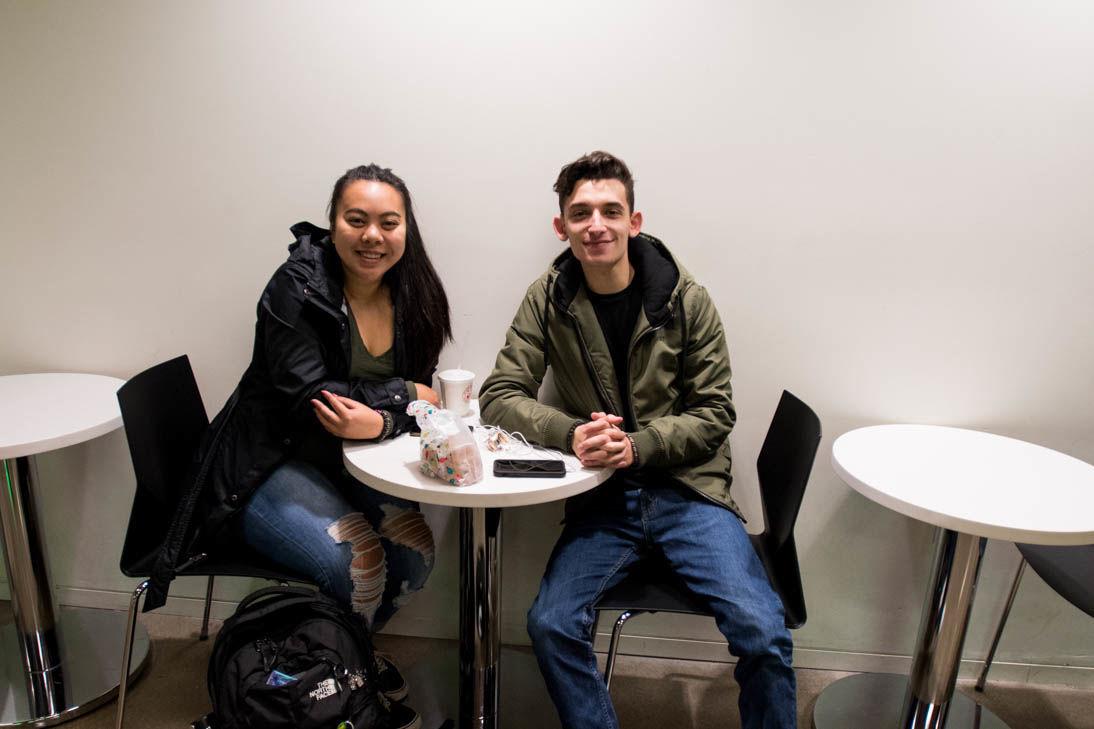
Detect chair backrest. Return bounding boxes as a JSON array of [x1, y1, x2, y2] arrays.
[[116, 355, 209, 577], [757, 390, 821, 551], [754, 390, 821, 629], [1017, 543, 1094, 619]]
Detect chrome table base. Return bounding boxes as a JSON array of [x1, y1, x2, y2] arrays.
[[813, 528, 1007, 729], [460, 507, 501, 729], [812, 673, 1007, 729], [1, 456, 150, 726], [0, 606, 150, 726]]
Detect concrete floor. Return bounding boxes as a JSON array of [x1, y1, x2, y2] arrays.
[[2, 607, 1092, 728]]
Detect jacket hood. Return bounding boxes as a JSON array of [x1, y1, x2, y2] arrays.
[[548, 232, 686, 329], [286, 221, 344, 306]]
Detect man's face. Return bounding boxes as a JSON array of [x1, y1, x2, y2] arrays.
[[553, 179, 642, 272]]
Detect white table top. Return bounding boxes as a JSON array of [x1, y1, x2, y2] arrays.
[[343, 412, 612, 508], [0, 373, 125, 459], [832, 424, 1094, 545]]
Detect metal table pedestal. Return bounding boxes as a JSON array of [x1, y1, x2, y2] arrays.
[[459, 507, 501, 729], [1, 456, 150, 726], [812, 674, 1007, 729], [0, 606, 150, 726], [813, 528, 1009, 729]]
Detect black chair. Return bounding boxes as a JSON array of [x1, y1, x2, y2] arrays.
[[975, 542, 1094, 691], [115, 355, 310, 729], [593, 390, 821, 689]]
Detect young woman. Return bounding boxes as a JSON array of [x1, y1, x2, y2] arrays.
[[165, 165, 450, 726]]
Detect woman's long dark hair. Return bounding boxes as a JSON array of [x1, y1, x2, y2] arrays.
[[328, 164, 452, 380]]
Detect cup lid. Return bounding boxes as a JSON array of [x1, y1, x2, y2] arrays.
[[438, 368, 474, 381]]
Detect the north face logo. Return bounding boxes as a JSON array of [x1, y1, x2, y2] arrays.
[[308, 678, 338, 701]]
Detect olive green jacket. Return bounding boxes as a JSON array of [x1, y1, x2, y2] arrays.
[[479, 233, 739, 515]]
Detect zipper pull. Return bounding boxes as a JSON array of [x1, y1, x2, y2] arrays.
[[322, 658, 347, 692], [254, 638, 281, 673], [332, 662, 347, 692], [254, 639, 271, 673]]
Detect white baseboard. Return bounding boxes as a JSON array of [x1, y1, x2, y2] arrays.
[[55, 585, 256, 621], [586, 631, 1094, 689], [41, 586, 1094, 690]]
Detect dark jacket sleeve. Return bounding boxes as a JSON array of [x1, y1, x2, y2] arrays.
[[260, 268, 415, 437]]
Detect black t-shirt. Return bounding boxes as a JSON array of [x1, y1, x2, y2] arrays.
[[586, 275, 654, 493], [587, 278, 643, 430]]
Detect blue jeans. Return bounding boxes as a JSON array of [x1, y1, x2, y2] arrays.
[[527, 485, 796, 729], [237, 459, 435, 630]]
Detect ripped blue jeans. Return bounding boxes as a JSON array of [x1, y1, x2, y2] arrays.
[[237, 459, 435, 630]]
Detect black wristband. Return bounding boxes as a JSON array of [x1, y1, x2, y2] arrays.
[[565, 421, 582, 452], [626, 434, 640, 467]]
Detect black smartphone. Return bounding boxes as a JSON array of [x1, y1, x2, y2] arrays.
[[493, 459, 566, 478]]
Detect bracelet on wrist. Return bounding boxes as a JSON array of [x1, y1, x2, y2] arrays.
[[566, 421, 582, 452], [378, 410, 394, 440]]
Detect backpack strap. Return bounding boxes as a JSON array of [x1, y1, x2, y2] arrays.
[[235, 585, 318, 614]]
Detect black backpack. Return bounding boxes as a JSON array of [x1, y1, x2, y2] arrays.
[[203, 585, 393, 729]]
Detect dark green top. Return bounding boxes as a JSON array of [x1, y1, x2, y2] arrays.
[[346, 307, 417, 401]]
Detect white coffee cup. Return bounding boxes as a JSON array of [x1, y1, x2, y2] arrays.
[[437, 368, 475, 416]]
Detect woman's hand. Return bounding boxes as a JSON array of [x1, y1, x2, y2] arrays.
[[412, 383, 441, 406], [311, 390, 385, 439]]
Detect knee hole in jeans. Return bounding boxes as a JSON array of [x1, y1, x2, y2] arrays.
[[378, 505, 435, 609], [378, 505, 435, 567], [326, 512, 387, 624]]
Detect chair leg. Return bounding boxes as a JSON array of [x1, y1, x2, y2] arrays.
[[116, 580, 149, 729], [604, 610, 639, 691], [975, 558, 1027, 692], [199, 576, 215, 641]]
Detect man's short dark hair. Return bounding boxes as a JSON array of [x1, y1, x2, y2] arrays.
[[553, 151, 635, 213]]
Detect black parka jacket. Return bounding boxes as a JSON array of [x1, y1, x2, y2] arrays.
[[144, 222, 432, 610]]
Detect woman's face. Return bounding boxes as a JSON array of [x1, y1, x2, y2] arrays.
[[331, 180, 407, 286]]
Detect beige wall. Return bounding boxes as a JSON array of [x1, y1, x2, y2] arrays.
[[2, 0, 1092, 684]]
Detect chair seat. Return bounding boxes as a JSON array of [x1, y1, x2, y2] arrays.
[[1017, 543, 1094, 618], [595, 561, 712, 615], [593, 533, 796, 622], [122, 543, 310, 586], [179, 555, 311, 585]]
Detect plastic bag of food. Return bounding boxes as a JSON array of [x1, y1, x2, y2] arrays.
[[407, 400, 483, 486]]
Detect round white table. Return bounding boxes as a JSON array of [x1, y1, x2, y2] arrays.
[[344, 409, 611, 729], [0, 373, 151, 726], [813, 424, 1094, 729]]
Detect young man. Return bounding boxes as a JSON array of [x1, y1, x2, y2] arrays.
[[479, 151, 796, 728]]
